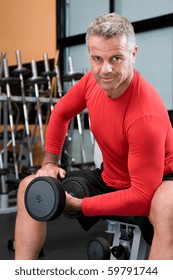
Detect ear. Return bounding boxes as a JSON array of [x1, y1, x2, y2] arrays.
[[131, 45, 138, 65]]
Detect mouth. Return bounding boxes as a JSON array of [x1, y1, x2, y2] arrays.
[[101, 77, 114, 83]]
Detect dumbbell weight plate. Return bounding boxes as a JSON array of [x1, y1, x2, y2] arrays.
[[26, 77, 47, 86], [62, 177, 91, 219], [0, 168, 10, 175], [12, 67, 30, 76], [25, 177, 66, 221], [0, 77, 20, 86], [87, 237, 111, 260], [41, 70, 56, 78], [62, 72, 84, 82]]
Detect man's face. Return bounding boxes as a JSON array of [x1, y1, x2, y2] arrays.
[[88, 35, 137, 98]]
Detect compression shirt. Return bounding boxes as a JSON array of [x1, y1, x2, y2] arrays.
[[45, 70, 173, 216]]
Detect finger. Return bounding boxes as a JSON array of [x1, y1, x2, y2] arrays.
[[59, 168, 66, 178]]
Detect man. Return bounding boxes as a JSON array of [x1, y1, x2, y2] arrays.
[[15, 13, 173, 259]]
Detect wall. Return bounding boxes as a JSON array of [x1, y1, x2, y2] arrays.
[[0, 0, 56, 66], [65, 0, 110, 73], [115, 0, 173, 21], [114, 0, 173, 109]]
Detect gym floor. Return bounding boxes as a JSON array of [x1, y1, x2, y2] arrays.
[[0, 207, 107, 260]]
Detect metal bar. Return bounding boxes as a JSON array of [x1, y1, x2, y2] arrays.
[[15, 50, 34, 167], [3, 58, 19, 180]]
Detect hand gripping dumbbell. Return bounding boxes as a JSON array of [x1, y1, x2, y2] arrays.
[[24, 176, 92, 221]]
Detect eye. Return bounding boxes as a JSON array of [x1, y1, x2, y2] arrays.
[[91, 56, 102, 62], [112, 56, 121, 62]]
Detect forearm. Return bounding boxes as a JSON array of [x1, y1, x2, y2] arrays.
[[36, 152, 66, 178], [42, 152, 61, 166], [81, 188, 152, 217]]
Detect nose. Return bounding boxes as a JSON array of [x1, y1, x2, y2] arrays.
[[101, 61, 113, 74]]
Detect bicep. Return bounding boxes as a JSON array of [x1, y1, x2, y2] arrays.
[[127, 116, 166, 197], [53, 82, 86, 120]]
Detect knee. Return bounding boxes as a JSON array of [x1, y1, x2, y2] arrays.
[[149, 181, 173, 228], [17, 174, 36, 207]]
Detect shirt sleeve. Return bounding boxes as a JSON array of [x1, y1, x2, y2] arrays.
[[82, 115, 167, 216], [45, 78, 87, 154]]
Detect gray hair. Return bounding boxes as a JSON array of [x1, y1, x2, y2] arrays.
[[86, 13, 136, 50]]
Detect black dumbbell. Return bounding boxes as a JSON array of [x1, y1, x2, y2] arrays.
[[87, 237, 125, 260], [62, 72, 84, 82], [25, 176, 92, 222], [0, 168, 10, 176]]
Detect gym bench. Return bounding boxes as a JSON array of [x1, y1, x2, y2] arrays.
[[87, 216, 153, 260]]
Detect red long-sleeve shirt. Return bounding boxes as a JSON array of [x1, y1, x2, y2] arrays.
[[45, 70, 173, 216]]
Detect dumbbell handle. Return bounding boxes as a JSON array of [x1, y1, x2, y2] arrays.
[[16, 50, 22, 69], [31, 60, 38, 78], [3, 58, 10, 78], [43, 53, 50, 72]]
